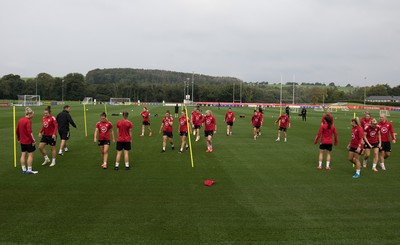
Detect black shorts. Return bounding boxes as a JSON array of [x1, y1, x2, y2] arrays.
[[253, 125, 261, 129], [279, 127, 287, 132], [380, 142, 391, 152], [349, 147, 361, 153], [21, 143, 36, 153], [142, 121, 150, 126], [59, 130, 70, 140], [319, 144, 332, 151], [194, 125, 201, 129], [40, 136, 56, 146], [204, 130, 214, 137], [116, 142, 131, 151], [180, 131, 188, 137], [364, 142, 379, 149], [98, 140, 110, 146], [163, 131, 173, 138], [226, 122, 233, 126]]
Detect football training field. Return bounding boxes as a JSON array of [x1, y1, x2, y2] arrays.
[[1, 104, 399, 244]]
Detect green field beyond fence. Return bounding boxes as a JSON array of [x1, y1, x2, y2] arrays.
[[0, 104, 399, 244]]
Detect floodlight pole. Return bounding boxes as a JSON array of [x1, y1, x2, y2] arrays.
[[364, 77, 367, 107], [292, 75, 295, 105], [280, 75, 283, 114], [191, 72, 194, 104], [62, 79, 64, 102]]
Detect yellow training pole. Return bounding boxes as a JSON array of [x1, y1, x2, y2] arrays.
[[13, 106, 17, 168], [104, 103, 107, 115], [185, 106, 195, 168], [84, 104, 88, 137], [353, 112, 356, 118]]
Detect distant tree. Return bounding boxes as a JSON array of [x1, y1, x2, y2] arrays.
[[346, 83, 353, 87], [328, 82, 336, 87]]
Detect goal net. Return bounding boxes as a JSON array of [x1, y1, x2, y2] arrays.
[[110, 98, 131, 105], [327, 107, 337, 113], [82, 97, 93, 105], [380, 110, 391, 117], [341, 106, 349, 111], [314, 106, 324, 112], [17, 95, 42, 106]]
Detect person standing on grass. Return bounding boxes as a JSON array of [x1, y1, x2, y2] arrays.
[[159, 110, 174, 153], [348, 118, 364, 179], [16, 107, 37, 174], [314, 115, 338, 170], [192, 107, 203, 142], [174, 104, 179, 118], [56, 105, 77, 156], [114, 112, 132, 170], [203, 110, 217, 152], [285, 106, 290, 117], [94, 112, 115, 169], [178, 110, 189, 154], [252, 110, 262, 140], [224, 107, 235, 136], [378, 114, 396, 171], [275, 112, 290, 142], [139, 107, 152, 137], [363, 119, 381, 171], [360, 112, 373, 129], [301, 107, 307, 121], [256, 107, 264, 135], [39, 106, 58, 167]]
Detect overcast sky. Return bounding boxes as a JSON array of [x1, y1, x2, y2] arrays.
[[1, 0, 399, 86]]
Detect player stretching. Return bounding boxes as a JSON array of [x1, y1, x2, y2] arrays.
[[224, 108, 235, 136], [178, 110, 189, 153], [314, 115, 338, 170], [16, 107, 37, 174], [159, 111, 174, 152], [114, 112, 132, 170], [378, 114, 396, 170], [139, 107, 152, 137], [360, 112, 373, 129], [275, 112, 290, 142], [94, 112, 115, 169], [348, 118, 363, 179], [363, 119, 381, 171], [39, 106, 58, 167], [203, 110, 217, 152], [251, 110, 262, 140]]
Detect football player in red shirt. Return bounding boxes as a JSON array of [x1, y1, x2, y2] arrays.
[[16, 107, 37, 174], [224, 108, 235, 136], [362, 119, 381, 171], [139, 107, 152, 137], [314, 115, 338, 170], [347, 118, 364, 178], [178, 110, 189, 153], [378, 114, 396, 170], [360, 112, 373, 129], [114, 112, 132, 170], [203, 110, 217, 152], [94, 112, 115, 169], [192, 107, 203, 142], [251, 110, 262, 140], [275, 112, 290, 142], [159, 110, 174, 152], [39, 106, 58, 167]]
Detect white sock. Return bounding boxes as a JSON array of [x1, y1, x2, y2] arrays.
[[162, 147, 166, 151], [326, 161, 330, 167], [28, 166, 32, 171], [22, 166, 27, 172], [125, 162, 129, 167], [115, 162, 119, 167], [318, 161, 322, 167], [356, 169, 361, 174], [44, 155, 49, 160], [372, 163, 377, 168], [180, 148, 183, 151], [52, 158, 56, 163]]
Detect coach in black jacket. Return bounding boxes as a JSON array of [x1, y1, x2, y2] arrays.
[[56, 105, 77, 156]]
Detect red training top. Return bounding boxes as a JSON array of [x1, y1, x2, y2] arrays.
[[251, 114, 262, 127], [116, 119, 132, 142], [140, 111, 150, 123], [40, 115, 58, 136], [192, 112, 203, 126], [364, 125, 380, 144], [276, 115, 290, 128], [314, 123, 338, 145], [179, 116, 188, 132], [378, 121, 396, 142], [16, 117, 35, 144], [360, 117, 373, 129], [162, 116, 174, 133], [225, 111, 235, 123], [350, 125, 364, 148], [96, 121, 113, 141], [203, 115, 216, 131]]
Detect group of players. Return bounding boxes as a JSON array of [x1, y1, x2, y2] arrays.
[[314, 112, 396, 178], [16, 105, 396, 178]]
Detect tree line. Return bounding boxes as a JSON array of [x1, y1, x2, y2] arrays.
[[0, 68, 399, 104]]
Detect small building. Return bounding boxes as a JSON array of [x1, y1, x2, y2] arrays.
[[366, 96, 400, 103]]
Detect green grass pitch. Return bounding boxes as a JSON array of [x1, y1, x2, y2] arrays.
[[0, 104, 399, 244]]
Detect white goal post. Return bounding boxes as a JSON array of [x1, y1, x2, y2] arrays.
[[110, 98, 131, 105], [82, 97, 93, 105], [380, 110, 391, 117], [17, 95, 42, 106]]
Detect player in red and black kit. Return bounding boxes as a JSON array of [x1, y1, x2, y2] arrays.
[[224, 108, 235, 136], [114, 112, 132, 170], [94, 112, 115, 169], [257, 107, 264, 136], [360, 112, 373, 129], [314, 115, 338, 170], [140, 107, 152, 137], [16, 107, 37, 174], [347, 118, 364, 178], [251, 110, 262, 140], [192, 107, 203, 142], [159, 110, 174, 152], [178, 110, 189, 153], [378, 114, 396, 170], [39, 106, 58, 167], [203, 110, 217, 152], [275, 112, 290, 142], [362, 119, 381, 171]]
